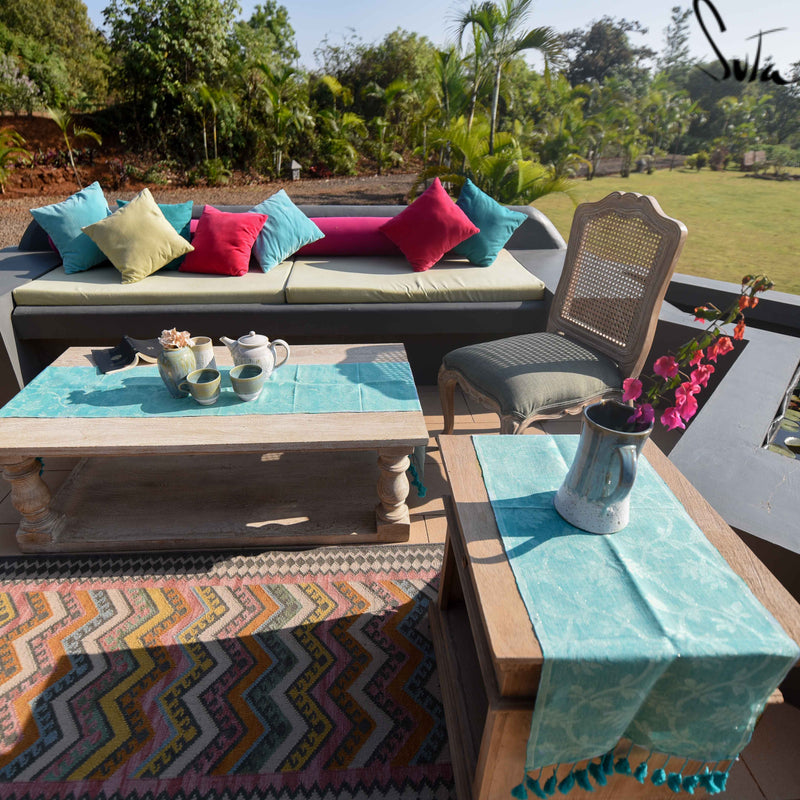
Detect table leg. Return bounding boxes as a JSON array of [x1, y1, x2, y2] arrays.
[[375, 447, 411, 540], [0, 457, 64, 550]]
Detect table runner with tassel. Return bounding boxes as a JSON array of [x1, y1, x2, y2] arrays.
[[471, 434, 799, 798]]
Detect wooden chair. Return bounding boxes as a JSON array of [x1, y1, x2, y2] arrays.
[[438, 192, 688, 434]]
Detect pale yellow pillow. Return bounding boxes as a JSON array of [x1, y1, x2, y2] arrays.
[[82, 188, 194, 284]]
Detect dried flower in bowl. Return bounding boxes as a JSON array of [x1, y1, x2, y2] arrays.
[[159, 328, 192, 349]]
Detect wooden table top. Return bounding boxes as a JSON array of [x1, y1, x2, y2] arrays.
[[0, 343, 430, 458], [439, 433, 800, 696]]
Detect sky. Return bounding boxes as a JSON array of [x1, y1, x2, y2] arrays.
[[82, 0, 800, 76]]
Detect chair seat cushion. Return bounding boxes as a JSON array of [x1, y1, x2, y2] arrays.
[[442, 332, 623, 420]]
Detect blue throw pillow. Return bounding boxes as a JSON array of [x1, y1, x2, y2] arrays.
[[451, 179, 527, 267], [30, 181, 112, 274], [249, 190, 324, 272], [117, 198, 193, 270]]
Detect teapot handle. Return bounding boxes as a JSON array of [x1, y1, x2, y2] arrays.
[[271, 339, 290, 368]]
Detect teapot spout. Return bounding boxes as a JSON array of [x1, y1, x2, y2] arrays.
[[219, 336, 236, 350]]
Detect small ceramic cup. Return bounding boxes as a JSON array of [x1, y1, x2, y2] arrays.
[[179, 368, 221, 406], [229, 363, 266, 402], [190, 336, 217, 370]]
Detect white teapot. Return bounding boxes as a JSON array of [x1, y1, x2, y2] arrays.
[[219, 331, 290, 378]]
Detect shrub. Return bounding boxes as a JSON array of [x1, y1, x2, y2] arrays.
[[685, 151, 708, 171], [709, 147, 730, 171]]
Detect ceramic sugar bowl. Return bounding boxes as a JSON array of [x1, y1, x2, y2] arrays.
[[219, 331, 290, 378]]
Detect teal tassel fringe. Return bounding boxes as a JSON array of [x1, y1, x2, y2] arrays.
[[717, 769, 730, 792], [574, 768, 593, 792], [407, 462, 427, 497], [523, 754, 734, 798], [557, 771, 575, 794], [588, 761, 607, 786], [651, 768, 667, 786], [667, 772, 683, 793], [526, 776, 548, 799], [601, 751, 615, 775], [614, 757, 632, 776], [683, 773, 700, 794], [511, 780, 528, 799]]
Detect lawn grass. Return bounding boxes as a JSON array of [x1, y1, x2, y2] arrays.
[[533, 169, 800, 295]]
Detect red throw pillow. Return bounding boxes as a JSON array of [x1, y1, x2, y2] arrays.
[[296, 217, 401, 256], [378, 178, 479, 272], [180, 206, 268, 276]]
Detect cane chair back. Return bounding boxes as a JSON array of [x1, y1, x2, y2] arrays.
[[547, 191, 687, 378]]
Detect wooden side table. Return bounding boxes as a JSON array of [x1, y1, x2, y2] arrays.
[[432, 434, 800, 800]]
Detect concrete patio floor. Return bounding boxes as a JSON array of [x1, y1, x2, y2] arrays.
[[0, 384, 798, 799]]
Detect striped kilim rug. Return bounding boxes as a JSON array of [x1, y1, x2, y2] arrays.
[[0, 544, 453, 800]]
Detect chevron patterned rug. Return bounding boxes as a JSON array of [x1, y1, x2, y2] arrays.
[[0, 544, 453, 800]]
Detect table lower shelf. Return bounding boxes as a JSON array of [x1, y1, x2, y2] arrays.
[[17, 450, 411, 553]]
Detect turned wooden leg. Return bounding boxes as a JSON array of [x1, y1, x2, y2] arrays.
[[375, 447, 411, 540], [0, 457, 64, 550], [438, 368, 458, 435]]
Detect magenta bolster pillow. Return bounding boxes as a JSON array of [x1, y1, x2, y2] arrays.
[[295, 217, 401, 256]]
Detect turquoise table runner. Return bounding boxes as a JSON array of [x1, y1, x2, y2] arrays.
[[0, 363, 420, 418], [472, 435, 799, 798]]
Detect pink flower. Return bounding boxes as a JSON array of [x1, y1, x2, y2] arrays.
[[689, 349, 704, 367], [628, 403, 654, 427], [660, 407, 686, 430], [690, 363, 715, 388], [674, 382, 701, 421], [622, 378, 643, 402], [653, 356, 680, 379]]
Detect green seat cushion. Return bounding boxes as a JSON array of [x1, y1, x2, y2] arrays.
[[12, 262, 291, 306], [443, 332, 623, 420], [286, 249, 545, 303]]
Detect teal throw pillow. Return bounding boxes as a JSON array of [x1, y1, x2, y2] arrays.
[[249, 190, 324, 272], [30, 181, 112, 274], [451, 179, 527, 267], [117, 198, 193, 270]]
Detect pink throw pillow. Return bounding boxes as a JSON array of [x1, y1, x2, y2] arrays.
[[296, 217, 401, 256], [180, 206, 268, 276], [378, 178, 479, 272]]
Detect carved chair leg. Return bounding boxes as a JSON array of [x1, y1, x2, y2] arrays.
[[438, 374, 458, 435], [499, 415, 521, 435]]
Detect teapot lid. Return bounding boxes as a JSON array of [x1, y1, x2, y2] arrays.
[[238, 331, 269, 346]]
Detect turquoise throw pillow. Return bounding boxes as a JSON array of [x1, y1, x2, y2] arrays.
[[249, 190, 324, 272], [451, 179, 527, 267], [30, 181, 112, 274], [117, 198, 193, 269]]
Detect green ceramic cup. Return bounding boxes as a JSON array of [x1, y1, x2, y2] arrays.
[[179, 368, 221, 406], [229, 363, 266, 402]]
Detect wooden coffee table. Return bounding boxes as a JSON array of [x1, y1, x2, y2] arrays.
[[433, 434, 800, 800], [0, 343, 429, 553]]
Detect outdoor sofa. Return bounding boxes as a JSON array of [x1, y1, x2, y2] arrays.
[[0, 200, 567, 400]]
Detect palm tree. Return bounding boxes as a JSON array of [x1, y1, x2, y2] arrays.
[[46, 107, 102, 189], [453, 0, 561, 154], [413, 116, 571, 204], [258, 65, 313, 177]]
